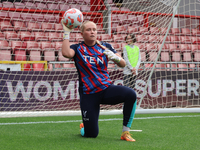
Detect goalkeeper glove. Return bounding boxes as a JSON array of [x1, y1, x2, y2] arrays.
[[103, 49, 121, 63], [61, 19, 73, 40]]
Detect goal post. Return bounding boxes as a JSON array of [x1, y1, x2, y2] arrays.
[[0, 0, 200, 118]]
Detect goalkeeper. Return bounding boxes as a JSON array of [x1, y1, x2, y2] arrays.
[[61, 20, 137, 142], [123, 34, 141, 89]]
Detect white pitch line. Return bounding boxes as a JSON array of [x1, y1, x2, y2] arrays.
[[0, 115, 200, 126]]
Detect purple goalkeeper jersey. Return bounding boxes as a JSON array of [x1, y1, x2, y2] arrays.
[[70, 41, 117, 94]]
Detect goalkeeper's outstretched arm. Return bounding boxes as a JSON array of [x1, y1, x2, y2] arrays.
[[61, 19, 75, 59]]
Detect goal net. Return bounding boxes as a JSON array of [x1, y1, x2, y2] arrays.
[[0, 0, 200, 118]]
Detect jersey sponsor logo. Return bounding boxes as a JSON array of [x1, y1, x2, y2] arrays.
[[83, 55, 104, 65]]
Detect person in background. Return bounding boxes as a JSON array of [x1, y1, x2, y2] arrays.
[[123, 34, 141, 89]]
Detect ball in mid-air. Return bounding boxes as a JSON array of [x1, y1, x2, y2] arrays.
[[62, 8, 83, 29]]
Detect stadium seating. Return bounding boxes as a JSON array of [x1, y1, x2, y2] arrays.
[[34, 32, 49, 41], [41, 23, 55, 32], [155, 64, 166, 71], [2, 1, 14, 8], [99, 34, 113, 42], [180, 44, 192, 62], [13, 21, 27, 31], [170, 35, 180, 43], [48, 32, 63, 41], [0, 21, 14, 31], [149, 27, 160, 35], [148, 35, 160, 43], [27, 22, 42, 32], [116, 25, 127, 34], [14, 2, 26, 9], [19, 31, 35, 41], [170, 28, 181, 35], [4, 31, 20, 41], [178, 64, 188, 71], [29, 51, 41, 61], [127, 25, 138, 34], [181, 28, 191, 35], [32, 63, 44, 71], [58, 51, 69, 61], [139, 27, 149, 34], [24, 2, 37, 9], [146, 43, 158, 61], [191, 29, 200, 36], [191, 44, 200, 62], [169, 44, 181, 62], [11, 41, 26, 61], [180, 36, 191, 43], [158, 44, 170, 62]]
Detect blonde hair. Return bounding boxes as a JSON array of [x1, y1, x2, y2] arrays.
[[80, 21, 96, 33]]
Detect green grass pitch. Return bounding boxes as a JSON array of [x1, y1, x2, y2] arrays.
[[0, 113, 200, 150]]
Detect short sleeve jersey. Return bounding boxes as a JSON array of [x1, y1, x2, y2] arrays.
[[70, 41, 116, 94]]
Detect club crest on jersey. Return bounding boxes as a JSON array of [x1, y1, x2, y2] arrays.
[[97, 48, 102, 53]]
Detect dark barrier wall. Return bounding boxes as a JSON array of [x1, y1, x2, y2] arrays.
[[0, 70, 199, 110]]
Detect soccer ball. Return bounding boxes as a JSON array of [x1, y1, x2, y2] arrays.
[[62, 8, 83, 29]]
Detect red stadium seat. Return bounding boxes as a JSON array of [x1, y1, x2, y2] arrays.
[[191, 44, 200, 62], [19, 31, 35, 41], [137, 15, 144, 25], [113, 34, 124, 42], [178, 64, 188, 71], [44, 14, 56, 23], [54, 23, 63, 32], [8, 12, 22, 22], [25, 41, 41, 51], [97, 25, 105, 34], [13, 2, 26, 9], [170, 35, 180, 43], [127, 26, 138, 34], [27, 22, 42, 32], [41, 23, 54, 32], [180, 44, 192, 61], [155, 64, 166, 71], [13, 21, 27, 31], [75, 33, 84, 42], [160, 35, 171, 43], [55, 42, 63, 51], [160, 28, 168, 35], [32, 63, 44, 71], [48, 63, 63, 71], [148, 35, 160, 43], [4, 31, 20, 41], [99, 34, 113, 42], [139, 27, 149, 34], [127, 15, 138, 25], [34, 32, 48, 41], [43, 51, 55, 61], [47, 3, 59, 10], [0, 11, 10, 21], [69, 33, 76, 42], [48, 32, 62, 41], [11, 41, 26, 61], [170, 28, 181, 35], [29, 51, 41, 61], [158, 44, 170, 61], [0, 40, 11, 60], [169, 44, 181, 61], [110, 42, 121, 51], [2, 1, 14, 8], [23, 64, 32, 71], [135, 43, 146, 51], [14, 2, 25, 9], [191, 29, 200, 36], [0, 32, 5, 40], [40, 41, 55, 51], [80, 5, 90, 12], [59, 3, 70, 11], [149, 27, 160, 35], [24, 2, 37, 9], [111, 14, 119, 23], [146, 43, 158, 61], [32, 14, 44, 22], [116, 25, 127, 34], [180, 36, 191, 44], [181, 28, 191, 35], [0, 21, 14, 31], [35, 2, 48, 10], [14, 50, 26, 61], [191, 36, 200, 44], [63, 63, 76, 69], [0, 40, 11, 50], [140, 51, 146, 62], [111, 22, 119, 33], [135, 34, 146, 43]]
